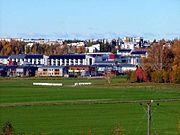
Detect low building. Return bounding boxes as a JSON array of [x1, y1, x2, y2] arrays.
[[36, 66, 66, 77], [15, 66, 38, 77], [1, 65, 38, 77], [68, 65, 96, 77]]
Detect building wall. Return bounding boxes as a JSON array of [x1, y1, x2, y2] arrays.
[[37, 67, 64, 77]]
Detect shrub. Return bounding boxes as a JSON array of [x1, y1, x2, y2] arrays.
[[170, 66, 180, 83], [152, 70, 164, 83], [162, 70, 170, 83]]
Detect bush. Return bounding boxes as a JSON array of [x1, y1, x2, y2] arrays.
[[152, 70, 164, 83], [126, 70, 137, 82], [162, 70, 170, 83], [170, 66, 180, 84]]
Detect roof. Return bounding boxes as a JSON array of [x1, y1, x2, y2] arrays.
[[49, 54, 86, 59], [119, 64, 136, 67], [38, 66, 65, 68], [94, 61, 116, 66], [118, 49, 132, 52], [25, 54, 43, 59], [131, 51, 147, 55], [9, 54, 26, 59], [92, 64, 114, 67], [8, 54, 43, 59], [67, 65, 91, 68], [0, 65, 38, 68], [0, 56, 9, 59]]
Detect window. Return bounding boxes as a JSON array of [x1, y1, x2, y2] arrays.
[[55, 69, 59, 72]]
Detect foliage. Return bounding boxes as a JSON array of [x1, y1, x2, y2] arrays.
[[152, 70, 164, 83], [0, 40, 25, 55], [0, 40, 86, 56], [128, 70, 137, 82], [142, 39, 180, 83]]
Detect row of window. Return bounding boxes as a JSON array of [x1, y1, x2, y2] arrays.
[[43, 69, 60, 72]]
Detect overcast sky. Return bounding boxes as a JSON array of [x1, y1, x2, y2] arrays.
[[0, 0, 180, 40]]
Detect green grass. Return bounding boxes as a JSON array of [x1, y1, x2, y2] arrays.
[[0, 77, 180, 134]]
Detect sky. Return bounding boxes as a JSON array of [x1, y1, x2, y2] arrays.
[[0, 0, 180, 40]]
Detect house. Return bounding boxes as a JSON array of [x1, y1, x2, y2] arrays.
[[36, 66, 66, 77]]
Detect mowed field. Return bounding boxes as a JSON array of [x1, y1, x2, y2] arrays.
[[0, 77, 180, 135]]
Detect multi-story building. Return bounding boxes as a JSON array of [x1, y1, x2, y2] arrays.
[[48, 54, 95, 66], [8, 54, 48, 66]]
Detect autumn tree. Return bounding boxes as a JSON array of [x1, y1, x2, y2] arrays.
[[141, 39, 180, 83]]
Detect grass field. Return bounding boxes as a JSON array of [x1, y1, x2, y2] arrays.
[[0, 77, 180, 134]]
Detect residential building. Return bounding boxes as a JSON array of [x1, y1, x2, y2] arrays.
[[36, 66, 65, 77], [8, 54, 47, 65]]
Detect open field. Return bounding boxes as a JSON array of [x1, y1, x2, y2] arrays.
[[0, 77, 180, 134]]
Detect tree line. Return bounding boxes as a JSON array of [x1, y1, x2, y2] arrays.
[[0, 40, 85, 56], [0, 40, 119, 55]]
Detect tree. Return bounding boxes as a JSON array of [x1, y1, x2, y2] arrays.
[[142, 42, 164, 71], [172, 39, 180, 67]]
